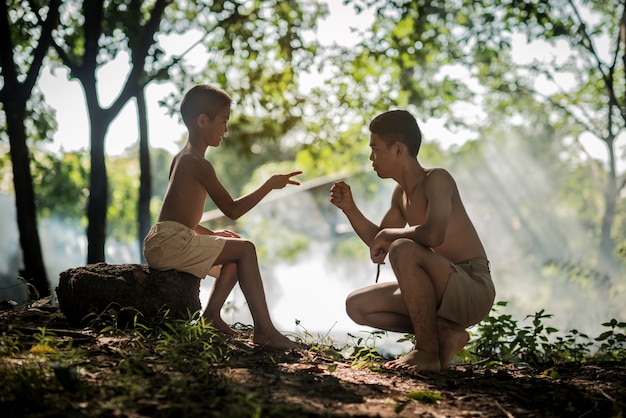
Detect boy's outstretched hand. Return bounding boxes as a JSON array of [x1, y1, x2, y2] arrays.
[[267, 170, 302, 190]]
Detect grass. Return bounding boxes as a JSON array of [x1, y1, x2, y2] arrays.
[[0, 310, 276, 417]]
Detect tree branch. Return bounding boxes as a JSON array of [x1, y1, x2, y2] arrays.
[[527, 63, 605, 134], [23, 0, 61, 94], [532, 85, 604, 139], [0, 1, 18, 103], [142, 1, 242, 82], [567, 0, 609, 79], [111, 0, 172, 118], [568, 0, 625, 124]]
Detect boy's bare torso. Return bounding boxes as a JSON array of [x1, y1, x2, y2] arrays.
[[157, 151, 210, 230], [395, 168, 486, 263]]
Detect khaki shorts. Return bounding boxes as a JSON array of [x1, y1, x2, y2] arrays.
[[437, 258, 496, 330], [143, 221, 225, 279]]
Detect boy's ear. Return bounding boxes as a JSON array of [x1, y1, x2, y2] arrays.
[[393, 141, 404, 156], [195, 113, 208, 128]]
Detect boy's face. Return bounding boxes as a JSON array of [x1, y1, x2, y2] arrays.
[[205, 107, 230, 147], [369, 133, 395, 179]]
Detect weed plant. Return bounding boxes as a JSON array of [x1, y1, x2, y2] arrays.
[[348, 330, 386, 369], [297, 302, 626, 370], [463, 301, 625, 366], [292, 319, 387, 369]]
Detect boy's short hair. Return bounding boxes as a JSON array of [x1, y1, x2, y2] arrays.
[[369, 110, 422, 157], [180, 84, 232, 128]]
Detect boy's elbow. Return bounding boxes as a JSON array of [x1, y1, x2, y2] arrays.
[[223, 209, 241, 220], [429, 235, 445, 248], [220, 203, 241, 220]]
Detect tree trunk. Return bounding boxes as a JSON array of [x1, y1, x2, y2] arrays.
[[0, 0, 57, 298], [86, 115, 109, 264], [5, 102, 50, 298], [137, 89, 152, 263], [600, 136, 617, 259]]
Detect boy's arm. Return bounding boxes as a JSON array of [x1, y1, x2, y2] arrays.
[[230, 171, 302, 219], [370, 169, 453, 264], [330, 181, 405, 247], [200, 161, 301, 220]]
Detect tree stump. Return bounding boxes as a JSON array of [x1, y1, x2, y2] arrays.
[[56, 263, 201, 327]]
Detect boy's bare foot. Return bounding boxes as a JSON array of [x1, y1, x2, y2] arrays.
[[383, 349, 441, 373], [253, 331, 298, 351], [438, 327, 470, 370], [201, 314, 237, 335]]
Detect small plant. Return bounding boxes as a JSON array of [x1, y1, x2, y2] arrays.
[[396, 333, 415, 345], [395, 390, 442, 413], [29, 327, 57, 355], [511, 309, 560, 364], [0, 333, 21, 357], [594, 319, 626, 362], [292, 319, 346, 361], [469, 301, 522, 363], [469, 302, 601, 365], [156, 314, 223, 372], [294, 319, 335, 345], [82, 304, 145, 335], [348, 330, 385, 369], [548, 329, 593, 364]]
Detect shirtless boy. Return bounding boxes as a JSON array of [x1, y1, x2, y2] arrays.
[[330, 110, 495, 372], [144, 84, 299, 350]]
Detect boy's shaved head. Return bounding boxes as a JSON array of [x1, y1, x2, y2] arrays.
[[181, 84, 232, 128]]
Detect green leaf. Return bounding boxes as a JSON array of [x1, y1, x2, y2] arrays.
[[595, 331, 613, 341], [484, 360, 502, 368], [407, 390, 441, 404], [393, 17, 414, 38], [541, 367, 560, 379]]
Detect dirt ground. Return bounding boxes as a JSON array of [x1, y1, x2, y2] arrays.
[[222, 341, 626, 417], [1, 299, 625, 417]]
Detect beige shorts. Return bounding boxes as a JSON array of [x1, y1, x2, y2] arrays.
[[437, 258, 496, 330], [143, 221, 225, 279]]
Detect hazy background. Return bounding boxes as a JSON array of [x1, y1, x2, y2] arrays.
[[2, 141, 623, 355]]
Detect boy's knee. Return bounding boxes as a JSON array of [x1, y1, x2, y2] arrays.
[[345, 292, 366, 325], [389, 238, 432, 265], [239, 239, 256, 255], [389, 238, 422, 264]]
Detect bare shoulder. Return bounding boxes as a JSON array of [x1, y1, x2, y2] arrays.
[[177, 151, 211, 166], [423, 168, 457, 188], [172, 152, 215, 177], [424, 167, 454, 181], [390, 183, 404, 204]]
